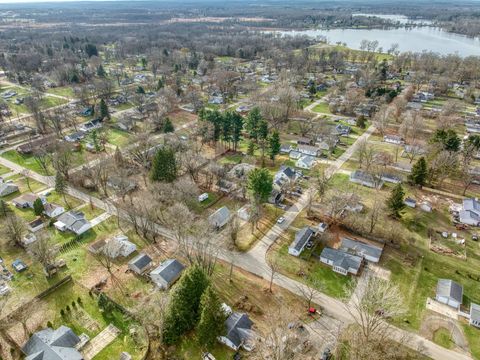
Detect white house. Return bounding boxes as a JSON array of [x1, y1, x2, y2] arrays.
[[288, 227, 315, 257], [383, 135, 404, 145], [459, 198, 480, 226], [150, 259, 185, 290], [296, 155, 316, 170], [103, 235, 137, 258], [435, 279, 463, 309], [320, 247, 363, 276], [297, 144, 321, 157], [218, 312, 255, 351], [0, 182, 18, 197], [54, 211, 91, 235], [43, 203, 65, 218], [470, 303, 480, 328], [128, 253, 153, 274]]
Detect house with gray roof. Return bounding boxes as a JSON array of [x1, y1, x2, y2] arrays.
[[0, 182, 18, 197], [54, 211, 91, 235], [150, 259, 185, 290], [22, 325, 83, 360], [459, 198, 480, 226], [435, 279, 463, 309], [218, 312, 255, 351], [296, 155, 316, 170], [288, 227, 315, 257], [128, 253, 153, 274], [209, 206, 231, 229], [349, 170, 383, 189], [340, 238, 383, 263], [470, 303, 480, 328], [320, 248, 363, 276], [297, 144, 321, 157]]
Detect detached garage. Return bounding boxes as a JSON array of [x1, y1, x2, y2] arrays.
[[435, 279, 463, 309]]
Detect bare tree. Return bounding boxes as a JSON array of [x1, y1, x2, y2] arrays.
[[268, 257, 280, 293], [30, 234, 58, 277], [3, 214, 25, 247], [295, 278, 322, 309]]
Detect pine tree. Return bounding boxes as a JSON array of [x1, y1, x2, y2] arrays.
[[245, 107, 262, 141], [247, 168, 273, 204], [387, 183, 405, 219], [196, 286, 226, 349], [268, 131, 281, 164], [356, 115, 367, 129], [163, 118, 174, 133], [231, 112, 244, 151], [408, 157, 428, 187], [55, 172, 70, 209], [150, 147, 177, 182], [96, 64, 106, 77], [258, 120, 269, 166], [99, 99, 110, 120], [163, 265, 210, 345], [33, 198, 44, 216], [247, 140, 255, 156]]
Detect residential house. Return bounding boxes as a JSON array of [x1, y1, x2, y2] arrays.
[[218, 312, 255, 351], [12, 259, 27, 272], [280, 144, 293, 154], [349, 170, 383, 189], [150, 259, 185, 290], [335, 124, 351, 136], [459, 198, 480, 226], [128, 253, 153, 275], [297, 137, 314, 146], [320, 248, 363, 276], [27, 218, 44, 233], [12, 193, 44, 209], [268, 189, 284, 205], [88, 238, 108, 254], [209, 206, 231, 229], [406, 102, 423, 111], [22, 233, 37, 246], [22, 325, 83, 360], [54, 211, 91, 235], [274, 166, 298, 188], [79, 118, 102, 132], [404, 198, 417, 208], [0, 182, 18, 197], [116, 117, 135, 132], [339, 238, 383, 263], [101, 235, 137, 258], [420, 201, 432, 212], [383, 135, 404, 145], [43, 203, 65, 218], [298, 144, 321, 157], [296, 155, 316, 170], [107, 176, 137, 193], [380, 173, 402, 184], [64, 131, 85, 143], [289, 150, 302, 160], [470, 303, 480, 328], [17, 135, 56, 155], [413, 91, 434, 103], [435, 279, 463, 309], [288, 227, 315, 257]]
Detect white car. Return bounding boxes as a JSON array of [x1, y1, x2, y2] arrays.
[[277, 216, 286, 224]]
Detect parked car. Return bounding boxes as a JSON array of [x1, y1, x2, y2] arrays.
[[277, 216, 285, 224]]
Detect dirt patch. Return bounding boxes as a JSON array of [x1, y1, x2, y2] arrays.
[[420, 313, 469, 353]]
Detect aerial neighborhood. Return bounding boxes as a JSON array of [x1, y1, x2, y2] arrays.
[[0, 1, 479, 360]]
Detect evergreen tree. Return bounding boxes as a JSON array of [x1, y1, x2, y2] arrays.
[[245, 107, 262, 141], [85, 43, 98, 57], [150, 147, 177, 182], [196, 286, 226, 349], [136, 86, 145, 94], [308, 83, 317, 97], [163, 118, 174, 133], [431, 129, 460, 152], [387, 183, 405, 219], [163, 265, 210, 345], [99, 98, 110, 120], [247, 141, 255, 156], [268, 131, 281, 163], [258, 120, 269, 165], [408, 157, 428, 187], [55, 172, 69, 208], [96, 64, 106, 77], [222, 112, 233, 147], [156, 78, 164, 90], [231, 112, 244, 151], [247, 168, 273, 204], [33, 198, 44, 216]]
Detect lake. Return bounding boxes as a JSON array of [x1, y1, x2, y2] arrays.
[[278, 26, 480, 57]]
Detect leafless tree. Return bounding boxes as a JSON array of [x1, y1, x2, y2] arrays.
[[295, 278, 322, 309], [3, 214, 25, 247], [93, 241, 125, 294], [268, 257, 280, 293], [30, 234, 58, 277]]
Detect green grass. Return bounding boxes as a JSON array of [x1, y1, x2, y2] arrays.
[[40, 96, 68, 110], [218, 153, 243, 165], [312, 102, 331, 114], [106, 128, 132, 147], [432, 328, 454, 349], [46, 86, 75, 98], [0, 164, 10, 175], [174, 336, 233, 360], [463, 324, 480, 360], [112, 102, 134, 111]]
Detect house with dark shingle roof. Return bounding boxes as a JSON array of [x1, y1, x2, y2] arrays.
[[150, 259, 185, 290], [435, 279, 463, 309], [218, 312, 255, 351], [22, 325, 83, 360], [288, 227, 315, 257], [320, 247, 363, 276], [128, 253, 153, 274]]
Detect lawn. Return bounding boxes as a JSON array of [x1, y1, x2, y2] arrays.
[[106, 128, 132, 147], [0, 164, 10, 175], [44, 280, 148, 360], [463, 324, 480, 360], [40, 96, 68, 109], [46, 86, 75, 98], [45, 190, 82, 210], [432, 327, 454, 349], [312, 102, 331, 114], [188, 191, 220, 214]]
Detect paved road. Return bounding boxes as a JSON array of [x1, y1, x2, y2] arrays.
[[0, 124, 473, 358]]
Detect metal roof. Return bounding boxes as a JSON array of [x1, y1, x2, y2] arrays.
[[290, 227, 314, 252]]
